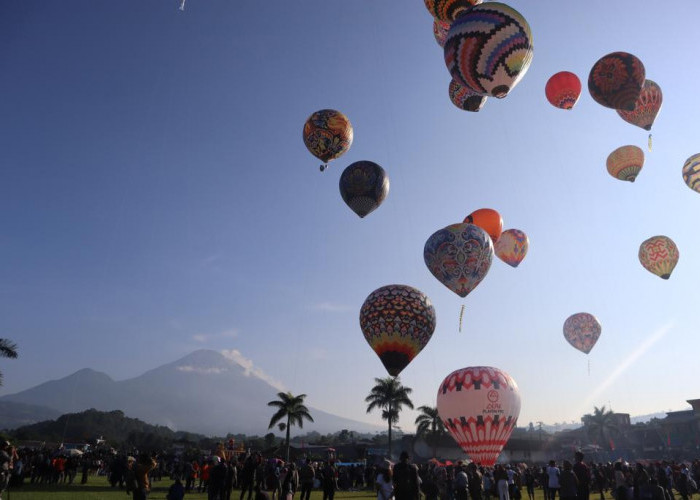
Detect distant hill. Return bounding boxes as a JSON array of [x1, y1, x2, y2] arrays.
[[0, 349, 383, 436], [0, 401, 61, 430]]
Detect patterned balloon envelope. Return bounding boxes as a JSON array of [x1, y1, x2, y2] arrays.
[[302, 109, 353, 171], [339, 161, 390, 218], [425, 0, 482, 22], [444, 3, 534, 98], [424, 223, 494, 298], [433, 19, 451, 48], [449, 79, 488, 112], [616, 79, 662, 131], [588, 52, 645, 111], [545, 71, 582, 110], [437, 366, 521, 466], [606, 145, 644, 182], [639, 235, 679, 280], [563, 313, 602, 354], [682, 154, 700, 194], [463, 208, 503, 242], [359, 284, 437, 377], [494, 229, 529, 268]]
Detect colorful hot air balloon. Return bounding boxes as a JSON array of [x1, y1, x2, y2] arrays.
[[424, 223, 494, 298], [563, 313, 602, 354], [494, 229, 529, 268], [449, 79, 488, 112], [433, 19, 451, 48], [545, 71, 582, 110], [437, 366, 521, 466], [616, 79, 662, 130], [359, 284, 437, 377], [425, 0, 482, 22], [639, 235, 679, 280], [339, 161, 390, 218], [606, 145, 644, 182], [463, 208, 503, 242], [444, 3, 534, 98], [302, 109, 353, 172], [588, 52, 645, 111], [682, 154, 700, 194]]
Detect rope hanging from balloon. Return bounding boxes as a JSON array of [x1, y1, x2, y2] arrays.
[[459, 304, 465, 332]]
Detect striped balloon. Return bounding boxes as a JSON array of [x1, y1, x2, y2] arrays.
[[425, 0, 482, 22], [437, 366, 520, 467], [444, 3, 534, 98], [682, 154, 700, 194]]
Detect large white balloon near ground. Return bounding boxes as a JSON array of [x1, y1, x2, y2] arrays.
[[437, 366, 520, 466]]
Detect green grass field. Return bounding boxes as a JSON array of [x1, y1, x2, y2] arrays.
[[3, 477, 562, 500]]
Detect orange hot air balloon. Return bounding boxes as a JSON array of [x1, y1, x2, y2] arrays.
[[616, 79, 662, 131], [494, 229, 529, 267], [639, 235, 679, 280], [545, 71, 582, 110], [437, 366, 520, 466], [606, 145, 644, 182], [463, 208, 503, 242]]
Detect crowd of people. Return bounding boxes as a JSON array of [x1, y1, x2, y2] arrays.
[[2, 441, 700, 500]]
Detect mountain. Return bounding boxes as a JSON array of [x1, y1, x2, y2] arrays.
[[0, 349, 382, 436]]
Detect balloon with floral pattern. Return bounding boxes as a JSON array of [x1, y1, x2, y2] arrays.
[[616, 79, 662, 131], [588, 52, 645, 111], [639, 235, 679, 279], [494, 229, 529, 267], [303, 109, 354, 172], [563, 312, 602, 354]]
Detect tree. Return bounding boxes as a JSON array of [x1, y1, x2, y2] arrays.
[[365, 377, 413, 458], [267, 392, 314, 462], [582, 405, 618, 449], [415, 405, 446, 458], [0, 339, 18, 386]]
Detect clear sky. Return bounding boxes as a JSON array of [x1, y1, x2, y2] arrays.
[[2, 0, 700, 435]]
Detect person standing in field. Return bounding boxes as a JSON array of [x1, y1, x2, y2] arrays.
[[134, 453, 157, 500], [573, 452, 591, 500], [299, 459, 315, 500], [547, 461, 561, 500], [393, 452, 420, 500]]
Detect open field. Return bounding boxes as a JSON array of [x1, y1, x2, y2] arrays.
[[1, 476, 560, 500]]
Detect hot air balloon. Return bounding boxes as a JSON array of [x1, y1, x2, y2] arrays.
[[449, 79, 488, 112], [444, 3, 534, 98], [682, 154, 700, 194], [437, 366, 521, 466], [616, 79, 662, 130], [588, 52, 645, 111], [463, 208, 503, 242], [639, 236, 679, 280], [339, 161, 390, 218], [545, 71, 582, 110], [359, 284, 437, 377], [606, 145, 644, 182], [433, 19, 451, 48], [424, 223, 494, 298], [302, 109, 353, 172], [425, 0, 482, 22], [494, 229, 529, 267], [563, 313, 601, 354]]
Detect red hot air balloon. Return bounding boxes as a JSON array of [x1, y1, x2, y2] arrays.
[[463, 208, 503, 242], [359, 284, 436, 377], [563, 313, 602, 354], [545, 71, 582, 110], [437, 366, 521, 466], [588, 52, 645, 111]]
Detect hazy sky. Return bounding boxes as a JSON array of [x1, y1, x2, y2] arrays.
[[2, 1, 700, 434]]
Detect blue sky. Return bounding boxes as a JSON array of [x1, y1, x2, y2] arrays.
[[2, 0, 700, 434]]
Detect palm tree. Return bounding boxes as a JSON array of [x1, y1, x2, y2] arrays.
[[0, 339, 18, 386], [267, 392, 314, 462], [415, 405, 446, 458], [365, 377, 414, 458], [582, 405, 618, 449]]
